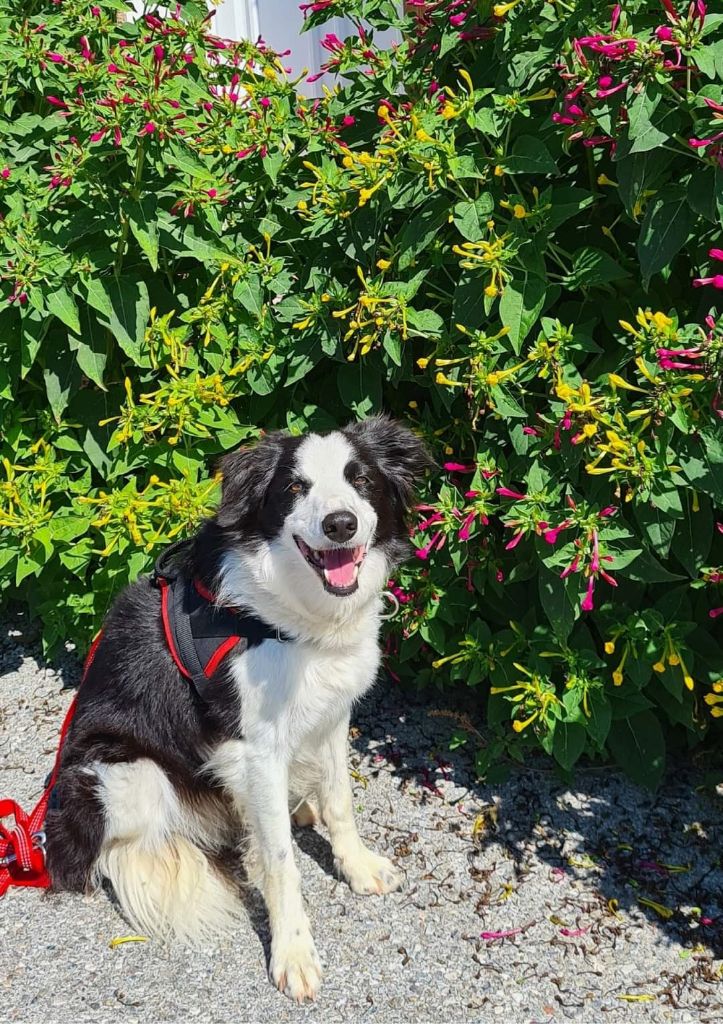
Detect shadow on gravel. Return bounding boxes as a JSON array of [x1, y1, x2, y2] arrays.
[[350, 680, 723, 970], [0, 606, 82, 690]]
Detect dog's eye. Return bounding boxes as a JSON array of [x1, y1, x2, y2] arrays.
[[353, 475, 369, 489], [288, 480, 306, 495]]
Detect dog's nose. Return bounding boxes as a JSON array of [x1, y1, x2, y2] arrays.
[[322, 510, 358, 542]]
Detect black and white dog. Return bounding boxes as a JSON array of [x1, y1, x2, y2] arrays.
[[45, 416, 431, 1002]]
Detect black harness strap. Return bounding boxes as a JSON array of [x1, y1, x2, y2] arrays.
[[152, 538, 282, 701]]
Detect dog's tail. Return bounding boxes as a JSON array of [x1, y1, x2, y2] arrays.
[[96, 835, 243, 945]]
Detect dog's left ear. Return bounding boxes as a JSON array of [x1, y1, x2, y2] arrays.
[[215, 432, 286, 530], [345, 414, 434, 506]]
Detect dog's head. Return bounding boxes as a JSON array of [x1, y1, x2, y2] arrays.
[[215, 417, 432, 613]]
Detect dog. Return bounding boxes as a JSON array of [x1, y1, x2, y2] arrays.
[[44, 415, 431, 1002]]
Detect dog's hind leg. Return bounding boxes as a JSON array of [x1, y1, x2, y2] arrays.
[[93, 759, 243, 945], [45, 764, 106, 892]]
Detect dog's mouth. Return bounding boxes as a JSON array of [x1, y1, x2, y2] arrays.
[[294, 536, 367, 596]]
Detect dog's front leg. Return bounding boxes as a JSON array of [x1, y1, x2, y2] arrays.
[[319, 718, 404, 896], [244, 752, 322, 1002]]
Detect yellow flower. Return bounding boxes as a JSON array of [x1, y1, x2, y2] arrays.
[[417, 357, 430, 369], [597, 174, 616, 187], [604, 641, 615, 655], [376, 258, 391, 271], [494, 0, 520, 15], [485, 283, 499, 297], [612, 670, 624, 686], [652, 661, 666, 673], [513, 204, 527, 219]]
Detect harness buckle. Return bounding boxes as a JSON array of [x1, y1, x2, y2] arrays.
[[0, 830, 46, 869]]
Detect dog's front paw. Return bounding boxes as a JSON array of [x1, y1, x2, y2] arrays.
[[270, 932, 322, 1003], [336, 847, 404, 896]]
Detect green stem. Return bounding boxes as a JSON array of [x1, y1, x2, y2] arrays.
[[114, 143, 146, 279]]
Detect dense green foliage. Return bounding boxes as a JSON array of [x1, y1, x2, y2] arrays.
[[1, 0, 722, 785]]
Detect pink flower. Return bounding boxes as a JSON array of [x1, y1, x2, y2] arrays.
[[610, 4, 621, 30], [599, 506, 617, 517], [416, 531, 443, 560], [543, 520, 572, 545], [206, 188, 217, 199], [46, 95, 67, 108], [90, 5, 101, 14], [709, 248, 723, 261], [505, 530, 525, 550], [689, 133, 723, 148], [710, 607, 723, 619], [443, 461, 475, 472], [300, 0, 335, 12], [449, 13, 466, 26], [139, 121, 156, 135], [342, 115, 355, 127], [0, 167, 9, 179], [153, 45, 165, 64], [47, 52, 68, 64], [236, 146, 256, 160], [693, 274, 723, 289], [458, 511, 476, 541], [522, 426, 540, 436], [497, 487, 526, 500], [89, 129, 106, 142], [321, 33, 344, 52], [580, 576, 595, 612], [415, 512, 444, 533], [259, 97, 270, 108], [655, 25, 674, 40]]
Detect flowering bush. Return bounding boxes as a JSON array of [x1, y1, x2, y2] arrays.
[[1, 0, 722, 787]]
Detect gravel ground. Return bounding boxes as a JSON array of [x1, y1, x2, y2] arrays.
[[1, 613, 721, 1024]]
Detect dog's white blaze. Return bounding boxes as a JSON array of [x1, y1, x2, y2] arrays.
[[290, 431, 377, 550]]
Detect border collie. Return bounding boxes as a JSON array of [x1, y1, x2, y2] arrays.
[[45, 415, 431, 1002]]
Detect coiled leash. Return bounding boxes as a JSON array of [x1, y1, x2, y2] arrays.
[[0, 630, 103, 896]]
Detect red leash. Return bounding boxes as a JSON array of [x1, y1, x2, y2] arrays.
[[0, 631, 102, 896]]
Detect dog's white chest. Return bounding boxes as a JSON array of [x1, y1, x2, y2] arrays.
[[231, 635, 379, 755]]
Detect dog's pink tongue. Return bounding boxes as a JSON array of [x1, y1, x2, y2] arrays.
[[324, 547, 359, 589]]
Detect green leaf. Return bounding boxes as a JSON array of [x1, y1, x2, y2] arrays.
[[674, 491, 713, 577], [637, 188, 691, 282], [499, 270, 546, 353], [626, 90, 669, 154], [126, 198, 159, 271], [538, 567, 578, 643], [397, 196, 449, 270], [552, 722, 586, 771], [453, 194, 494, 242], [43, 343, 80, 423], [234, 277, 264, 318], [607, 711, 665, 789], [586, 692, 612, 750], [564, 247, 629, 289], [504, 135, 558, 175], [86, 278, 149, 364], [46, 286, 80, 334]]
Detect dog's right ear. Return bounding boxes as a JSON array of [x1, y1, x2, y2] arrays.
[[215, 433, 285, 530]]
